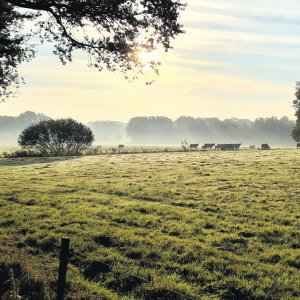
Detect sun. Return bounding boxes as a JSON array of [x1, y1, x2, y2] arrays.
[[139, 50, 151, 62], [138, 50, 160, 62]]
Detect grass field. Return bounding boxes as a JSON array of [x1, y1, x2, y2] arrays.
[[1, 148, 300, 299]]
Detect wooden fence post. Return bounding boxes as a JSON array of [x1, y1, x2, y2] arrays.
[[57, 237, 70, 300]]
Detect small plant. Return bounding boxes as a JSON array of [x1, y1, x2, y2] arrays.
[[111, 147, 117, 154], [2, 269, 21, 300], [0, 251, 51, 300], [181, 139, 189, 151]]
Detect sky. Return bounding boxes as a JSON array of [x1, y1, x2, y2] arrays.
[[1, 0, 300, 123]]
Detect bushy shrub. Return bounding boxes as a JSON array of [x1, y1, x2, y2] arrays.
[[18, 118, 94, 157]]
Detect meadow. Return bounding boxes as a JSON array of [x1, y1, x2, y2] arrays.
[[1, 148, 300, 299]]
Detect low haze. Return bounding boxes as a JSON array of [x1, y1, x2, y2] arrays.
[[1, 0, 300, 122], [0, 112, 295, 147]]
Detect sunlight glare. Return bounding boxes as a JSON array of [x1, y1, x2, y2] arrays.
[[139, 50, 160, 62]]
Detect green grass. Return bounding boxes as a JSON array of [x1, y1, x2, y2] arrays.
[[0, 144, 184, 158], [1, 149, 300, 299]]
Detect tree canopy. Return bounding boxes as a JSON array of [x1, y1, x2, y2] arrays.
[[18, 118, 94, 156], [291, 82, 300, 143], [0, 0, 187, 101], [0, 1, 36, 100]]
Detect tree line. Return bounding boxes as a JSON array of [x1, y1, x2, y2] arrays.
[[0, 111, 50, 142], [125, 116, 295, 146], [0, 112, 296, 146]]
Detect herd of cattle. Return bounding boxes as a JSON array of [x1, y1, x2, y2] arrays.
[[117, 143, 274, 151], [99, 143, 300, 151], [93, 143, 300, 152], [189, 143, 242, 150]]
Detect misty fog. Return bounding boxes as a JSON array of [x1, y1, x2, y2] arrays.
[[124, 116, 295, 147], [0, 112, 296, 147]]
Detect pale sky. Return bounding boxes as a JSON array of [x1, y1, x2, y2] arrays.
[[1, 0, 300, 123]]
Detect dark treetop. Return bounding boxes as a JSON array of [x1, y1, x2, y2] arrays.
[[1, 0, 186, 100]]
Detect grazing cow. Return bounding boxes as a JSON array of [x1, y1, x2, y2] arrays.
[[226, 144, 234, 150], [297, 143, 300, 149], [215, 144, 228, 150], [233, 143, 242, 150], [215, 144, 236, 151], [202, 143, 215, 150], [190, 143, 199, 149], [215, 144, 224, 150]]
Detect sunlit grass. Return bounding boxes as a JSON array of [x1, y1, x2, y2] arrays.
[[1, 149, 300, 299]]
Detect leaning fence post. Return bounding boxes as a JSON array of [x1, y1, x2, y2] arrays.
[[57, 237, 70, 300]]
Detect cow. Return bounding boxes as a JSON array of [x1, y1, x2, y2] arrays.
[[118, 145, 124, 149], [215, 144, 235, 151], [215, 144, 224, 150], [261, 144, 270, 150], [233, 143, 242, 150], [226, 144, 234, 150], [297, 143, 300, 149], [190, 143, 199, 149], [202, 143, 215, 150], [215, 144, 228, 150]]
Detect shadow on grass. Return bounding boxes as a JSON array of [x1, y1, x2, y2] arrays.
[[0, 156, 80, 167]]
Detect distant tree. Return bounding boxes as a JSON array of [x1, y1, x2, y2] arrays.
[[16, 111, 51, 125], [18, 118, 94, 156], [1, 0, 186, 101], [291, 126, 300, 143], [87, 120, 126, 142], [174, 116, 196, 138], [0, 111, 51, 142], [292, 109, 300, 143], [174, 115, 294, 146], [292, 82, 300, 143], [126, 116, 176, 143], [293, 82, 300, 111]]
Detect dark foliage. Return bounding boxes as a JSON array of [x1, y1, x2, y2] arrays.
[[293, 81, 300, 111], [292, 82, 300, 142], [1, 0, 186, 99], [291, 110, 300, 142], [0, 1, 37, 101], [18, 118, 94, 156]]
